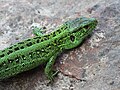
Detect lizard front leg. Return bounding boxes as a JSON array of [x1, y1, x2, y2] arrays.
[[45, 54, 59, 81], [32, 26, 47, 36]]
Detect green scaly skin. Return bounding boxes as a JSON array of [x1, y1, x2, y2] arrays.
[[0, 17, 97, 80]]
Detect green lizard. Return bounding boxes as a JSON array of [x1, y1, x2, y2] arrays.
[[0, 17, 97, 80]]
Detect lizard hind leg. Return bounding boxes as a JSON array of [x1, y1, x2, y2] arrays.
[[44, 54, 59, 81]]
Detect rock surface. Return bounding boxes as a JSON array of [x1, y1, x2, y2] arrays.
[[0, 0, 120, 90]]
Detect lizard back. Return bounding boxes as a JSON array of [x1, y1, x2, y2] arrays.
[[0, 26, 68, 79]]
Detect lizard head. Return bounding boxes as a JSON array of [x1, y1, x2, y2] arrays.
[[60, 17, 98, 49]]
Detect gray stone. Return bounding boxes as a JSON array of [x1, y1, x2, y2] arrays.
[[0, 0, 120, 90]]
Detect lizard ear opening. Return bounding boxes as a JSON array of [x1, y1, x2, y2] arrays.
[[70, 35, 75, 42]]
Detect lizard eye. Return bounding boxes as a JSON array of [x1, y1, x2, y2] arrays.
[[70, 35, 75, 42], [84, 25, 90, 30]]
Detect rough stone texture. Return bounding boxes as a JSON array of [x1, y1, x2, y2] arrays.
[[0, 0, 120, 90]]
